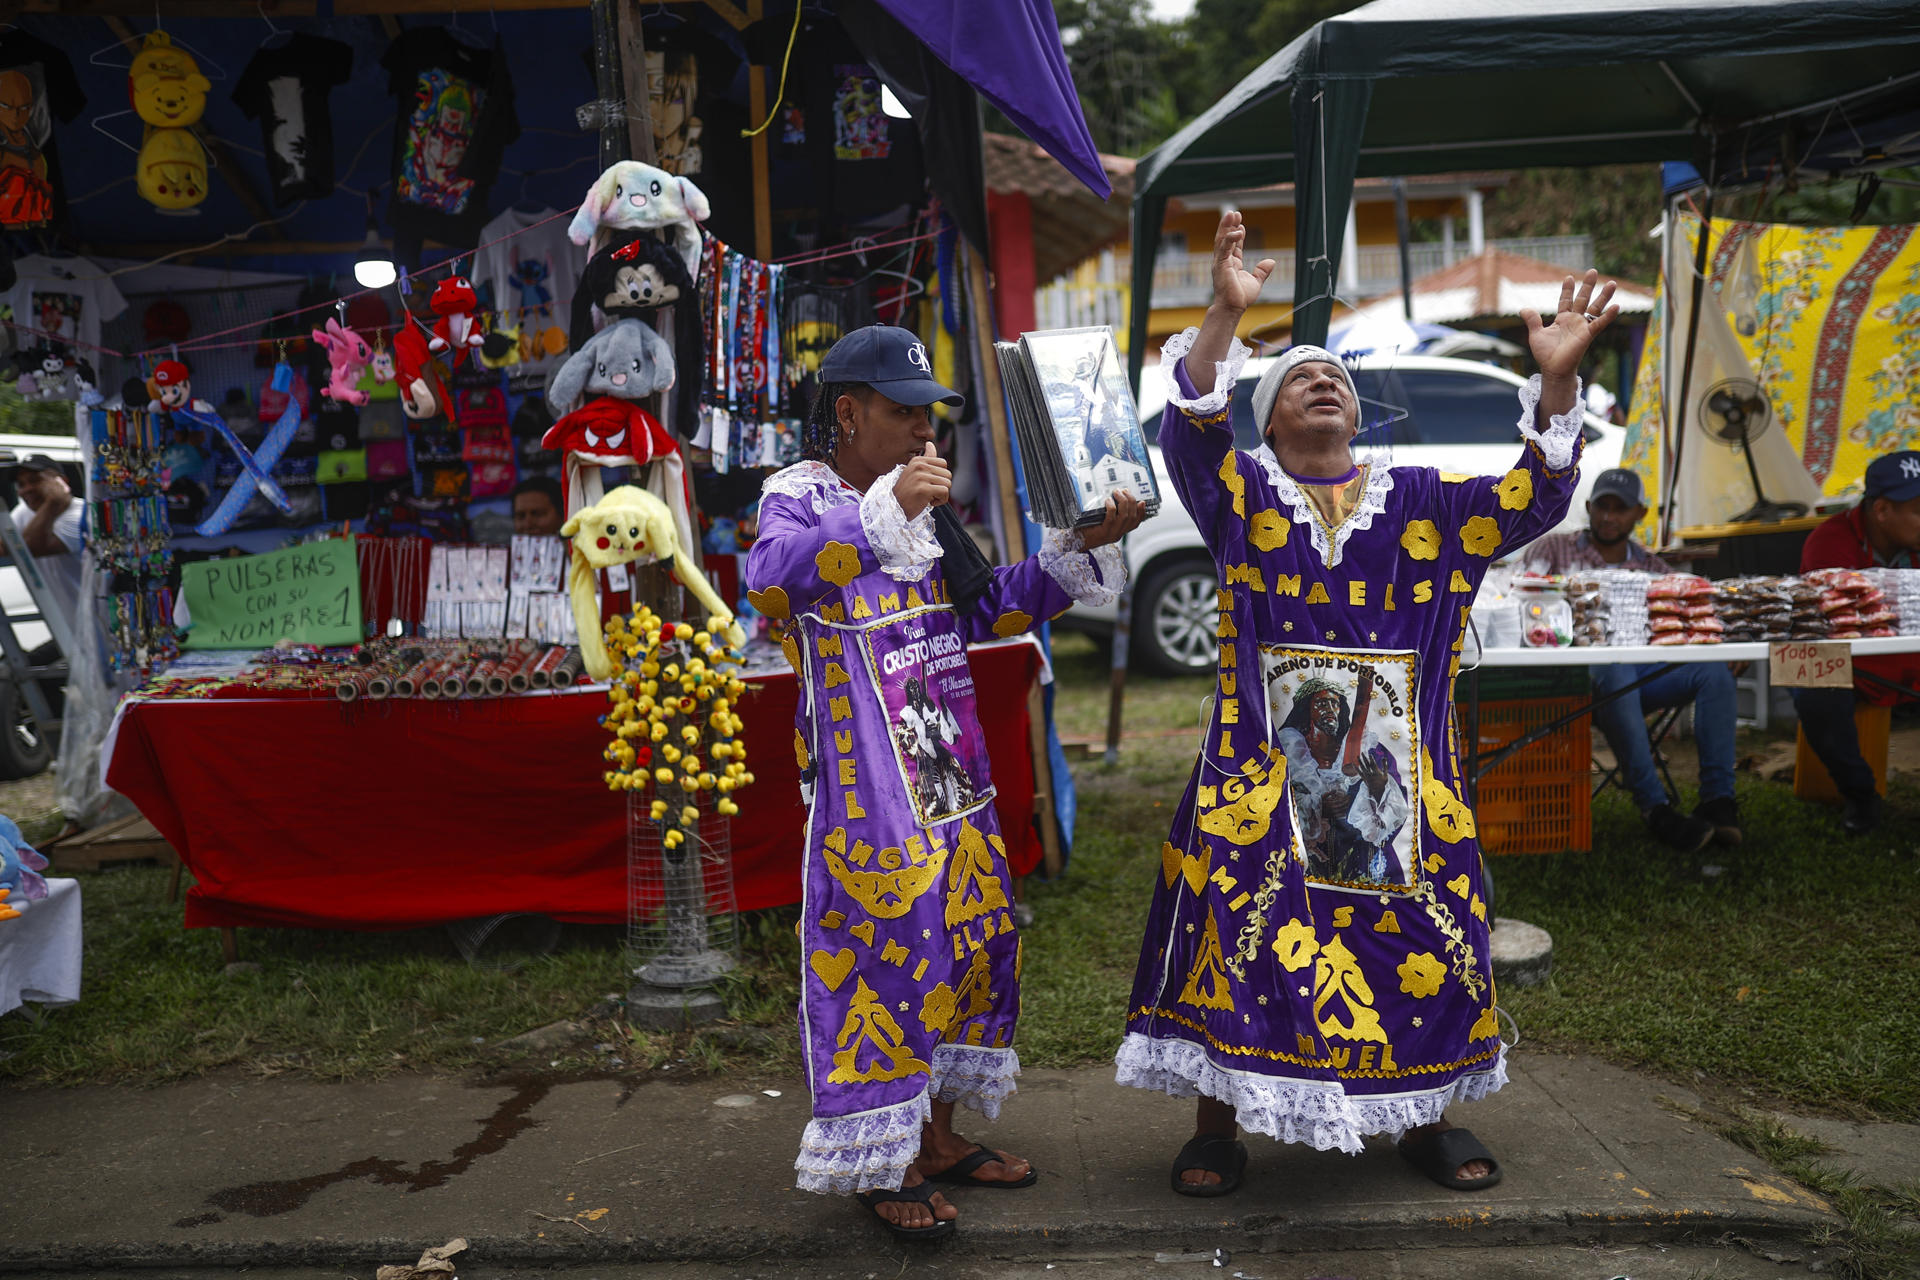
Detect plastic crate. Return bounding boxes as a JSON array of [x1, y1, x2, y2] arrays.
[[1793, 703, 1890, 803], [1463, 696, 1592, 855]]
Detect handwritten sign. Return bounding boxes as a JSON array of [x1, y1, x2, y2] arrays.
[[1768, 640, 1853, 689], [181, 537, 362, 650]]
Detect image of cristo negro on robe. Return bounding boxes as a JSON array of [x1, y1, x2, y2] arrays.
[[1264, 648, 1417, 890]]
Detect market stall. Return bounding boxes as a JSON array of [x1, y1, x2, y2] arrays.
[[1455, 567, 1920, 854], [0, 0, 1111, 943], [100, 641, 1044, 930]]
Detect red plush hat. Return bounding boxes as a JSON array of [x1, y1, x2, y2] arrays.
[[150, 359, 190, 386], [143, 300, 191, 343]]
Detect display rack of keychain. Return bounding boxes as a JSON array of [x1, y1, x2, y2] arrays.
[[87, 405, 180, 680]]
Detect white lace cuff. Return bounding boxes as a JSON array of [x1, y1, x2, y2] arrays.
[[1161, 327, 1251, 418], [860, 464, 943, 581], [1040, 526, 1125, 607], [1516, 375, 1584, 472]]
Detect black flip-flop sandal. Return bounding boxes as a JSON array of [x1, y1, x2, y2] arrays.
[[1398, 1126, 1503, 1190], [1170, 1133, 1247, 1198], [855, 1180, 955, 1241], [923, 1142, 1039, 1189]]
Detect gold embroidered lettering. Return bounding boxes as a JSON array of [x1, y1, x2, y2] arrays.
[[1413, 580, 1434, 604], [829, 696, 852, 722], [838, 757, 858, 786], [1349, 580, 1367, 606], [1305, 581, 1330, 605], [1273, 573, 1301, 597]]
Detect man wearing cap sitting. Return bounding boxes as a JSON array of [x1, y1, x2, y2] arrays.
[[1523, 468, 1740, 852], [1794, 449, 1920, 835]]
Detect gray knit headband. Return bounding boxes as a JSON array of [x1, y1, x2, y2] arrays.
[[1250, 345, 1357, 435]]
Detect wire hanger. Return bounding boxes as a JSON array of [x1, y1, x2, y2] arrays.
[[258, 1, 291, 49], [89, 11, 229, 79], [446, 2, 488, 48]]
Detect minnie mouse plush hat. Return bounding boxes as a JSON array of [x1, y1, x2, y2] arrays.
[[151, 359, 190, 388]]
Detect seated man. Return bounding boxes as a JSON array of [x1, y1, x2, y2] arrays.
[[1523, 468, 1738, 851], [511, 476, 565, 537], [1794, 449, 1920, 835]]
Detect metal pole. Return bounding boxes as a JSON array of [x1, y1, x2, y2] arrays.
[[1393, 177, 1415, 323]]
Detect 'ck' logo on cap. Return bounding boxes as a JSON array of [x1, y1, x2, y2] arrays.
[[906, 342, 931, 373]]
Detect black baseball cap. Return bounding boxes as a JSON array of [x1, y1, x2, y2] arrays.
[[15, 454, 62, 474], [819, 324, 964, 409], [1863, 450, 1920, 503], [1589, 467, 1647, 507]]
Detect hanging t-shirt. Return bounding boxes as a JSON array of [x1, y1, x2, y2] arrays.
[[232, 34, 355, 206], [645, 21, 753, 250], [777, 23, 922, 230], [470, 209, 579, 335], [0, 31, 85, 233], [381, 28, 519, 251], [0, 255, 127, 357]]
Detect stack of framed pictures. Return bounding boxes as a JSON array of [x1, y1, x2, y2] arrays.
[[995, 326, 1161, 529]]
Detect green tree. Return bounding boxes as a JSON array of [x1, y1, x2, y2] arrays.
[[1482, 165, 1667, 283]]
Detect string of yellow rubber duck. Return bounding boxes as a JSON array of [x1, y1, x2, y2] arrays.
[[601, 605, 755, 850]]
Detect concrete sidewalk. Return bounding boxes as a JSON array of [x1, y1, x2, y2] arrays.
[[1, 1049, 1841, 1273]]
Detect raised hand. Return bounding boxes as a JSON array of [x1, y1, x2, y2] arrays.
[[1521, 269, 1619, 382], [896, 441, 952, 520], [1211, 210, 1276, 315]]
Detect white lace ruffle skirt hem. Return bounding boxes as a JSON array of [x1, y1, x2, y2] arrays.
[[793, 1045, 1022, 1194], [1113, 1031, 1507, 1155]]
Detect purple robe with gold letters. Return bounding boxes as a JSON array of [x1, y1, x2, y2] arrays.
[[1116, 330, 1585, 1148], [746, 459, 1122, 1193]]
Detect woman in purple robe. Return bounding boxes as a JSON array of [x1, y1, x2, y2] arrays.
[[1117, 211, 1618, 1195], [745, 324, 1141, 1239]]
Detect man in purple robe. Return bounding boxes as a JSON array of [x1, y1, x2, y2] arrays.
[[745, 324, 1142, 1239], [1117, 210, 1617, 1197]]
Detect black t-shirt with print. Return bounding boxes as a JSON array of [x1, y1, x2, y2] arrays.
[[0, 31, 86, 232], [380, 28, 519, 251], [233, 34, 355, 206]]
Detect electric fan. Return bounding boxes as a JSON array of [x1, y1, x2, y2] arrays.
[[1701, 378, 1808, 523]]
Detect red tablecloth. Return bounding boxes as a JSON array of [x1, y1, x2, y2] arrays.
[[105, 643, 1044, 931]]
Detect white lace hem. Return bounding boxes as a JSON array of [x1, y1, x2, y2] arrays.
[[1039, 527, 1124, 607], [931, 1043, 1021, 1119], [861, 463, 942, 581], [1113, 1032, 1508, 1152], [763, 460, 859, 515], [1161, 327, 1251, 418], [1515, 374, 1585, 472], [795, 1091, 932, 1196], [1248, 446, 1397, 571]]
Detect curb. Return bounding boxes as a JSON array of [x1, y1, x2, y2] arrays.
[[0, 1200, 1836, 1273]]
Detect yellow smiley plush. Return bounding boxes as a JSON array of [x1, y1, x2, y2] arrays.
[[135, 128, 208, 210], [130, 35, 212, 127]]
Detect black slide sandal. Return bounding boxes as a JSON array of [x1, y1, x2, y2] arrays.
[[1170, 1133, 1247, 1198], [924, 1143, 1039, 1189], [855, 1181, 956, 1241], [1398, 1126, 1503, 1190]]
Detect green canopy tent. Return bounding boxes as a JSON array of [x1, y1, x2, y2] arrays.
[[1126, 0, 1920, 389]]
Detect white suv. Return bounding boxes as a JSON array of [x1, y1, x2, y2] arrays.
[[1062, 354, 1625, 675]]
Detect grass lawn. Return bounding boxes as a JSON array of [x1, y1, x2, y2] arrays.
[[5, 631, 1917, 1133]]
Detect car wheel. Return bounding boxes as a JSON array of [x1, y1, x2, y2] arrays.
[[0, 679, 51, 780], [1134, 557, 1219, 677]]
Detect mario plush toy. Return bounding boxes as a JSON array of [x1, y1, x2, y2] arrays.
[[147, 358, 202, 412]]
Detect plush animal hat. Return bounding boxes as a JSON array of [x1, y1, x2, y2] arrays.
[[560, 484, 731, 681], [570, 232, 705, 438], [567, 160, 709, 278]]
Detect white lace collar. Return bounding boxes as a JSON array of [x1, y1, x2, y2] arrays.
[[1249, 445, 1396, 571], [762, 460, 861, 514]]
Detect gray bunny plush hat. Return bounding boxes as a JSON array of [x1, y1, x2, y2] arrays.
[[546, 318, 676, 415]]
